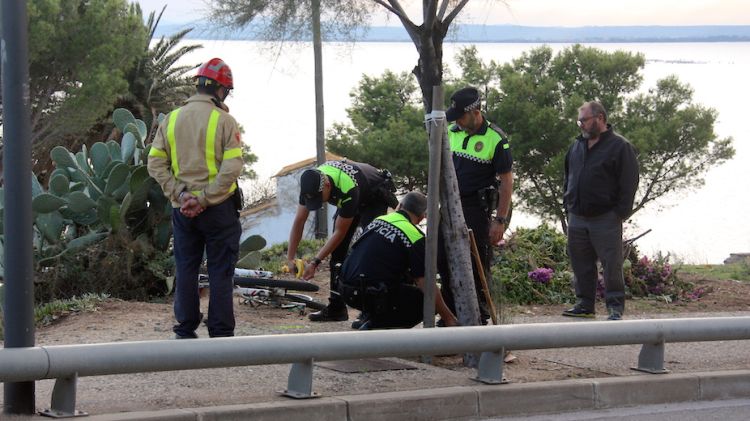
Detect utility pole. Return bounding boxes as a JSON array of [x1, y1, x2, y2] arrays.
[[311, 0, 327, 238], [2, 0, 36, 414]]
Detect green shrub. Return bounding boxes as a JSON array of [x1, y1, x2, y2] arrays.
[[490, 224, 575, 306]]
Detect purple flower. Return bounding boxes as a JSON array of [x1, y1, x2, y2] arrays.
[[528, 267, 554, 284]]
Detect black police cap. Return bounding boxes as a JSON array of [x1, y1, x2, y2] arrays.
[[300, 169, 324, 210], [446, 87, 481, 121]]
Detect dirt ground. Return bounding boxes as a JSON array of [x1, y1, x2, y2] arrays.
[[3, 272, 750, 415], [28, 273, 750, 368]]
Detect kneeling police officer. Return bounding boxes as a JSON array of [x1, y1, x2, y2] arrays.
[[338, 192, 458, 330]]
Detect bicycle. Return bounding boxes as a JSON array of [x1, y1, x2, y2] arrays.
[[198, 268, 326, 315]]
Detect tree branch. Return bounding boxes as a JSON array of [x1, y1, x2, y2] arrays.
[[374, 0, 420, 46], [424, 0, 438, 29], [437, 0, 450, 20], [371, 0, 408, 21], [443, 0, 470, 27]]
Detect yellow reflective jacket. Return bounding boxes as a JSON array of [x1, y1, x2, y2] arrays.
[[147, 94, 244, 208]]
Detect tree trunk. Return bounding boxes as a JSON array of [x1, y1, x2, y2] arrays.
[[412, 23, 446, 112], [439, 128, 481, 368], [311, 0, 327, 238]]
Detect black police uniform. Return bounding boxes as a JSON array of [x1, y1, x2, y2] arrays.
[[339, 210, 426, 329], [299, 160, 396, 311], [438, 117, 513, 323]]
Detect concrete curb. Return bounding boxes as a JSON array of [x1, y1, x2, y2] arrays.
[[13, 370, 750, 420]]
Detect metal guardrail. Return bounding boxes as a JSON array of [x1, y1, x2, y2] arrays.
[[2, 317, 750, 417]]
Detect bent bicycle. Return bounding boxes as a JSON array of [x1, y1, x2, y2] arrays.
[[199, 268, 326, 314]]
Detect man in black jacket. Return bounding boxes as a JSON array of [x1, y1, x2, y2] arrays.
[[562, 101, 639, 321]]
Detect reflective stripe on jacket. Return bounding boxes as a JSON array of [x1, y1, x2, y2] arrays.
[[147, 94, 243, 208]]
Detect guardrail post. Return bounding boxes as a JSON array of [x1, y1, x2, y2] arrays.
[[39, 373, 87, 418], [633, 341, 669, 374], [282, 359, 318, 399], [472, 349, 508, 384]]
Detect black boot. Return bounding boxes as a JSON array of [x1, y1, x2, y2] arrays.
[[309, 297, 348, 322]]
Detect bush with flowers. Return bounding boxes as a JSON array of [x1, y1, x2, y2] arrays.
[[490, 224, 575, 305], [612, 251, 701, 302], [490, 226, 705, 307]]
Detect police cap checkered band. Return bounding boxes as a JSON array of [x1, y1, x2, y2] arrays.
[[446, 87, 481, 121]]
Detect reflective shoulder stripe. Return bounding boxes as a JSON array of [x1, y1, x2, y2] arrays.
[[319, 164, 356, 194], [167, 108, 181, 177], [223, 147, 242, 160], [205, 109, 221, 183], [377, 212, 424, 244], [148, 147, 167, 158]]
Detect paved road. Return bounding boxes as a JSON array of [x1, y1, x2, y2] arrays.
[[497, 399, 750, 420]]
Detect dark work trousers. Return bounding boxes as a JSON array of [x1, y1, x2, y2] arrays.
[[567, 211, 625, 313], [172, 199, 241, 337], [340, 281, 424, 329], [327, 203, 388, 310], [437, 201, 492, 323]]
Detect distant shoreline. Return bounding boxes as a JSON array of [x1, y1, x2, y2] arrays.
[[157, 23, 750, 44]]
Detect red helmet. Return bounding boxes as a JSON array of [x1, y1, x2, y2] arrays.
[[195, 58, 234, 89]]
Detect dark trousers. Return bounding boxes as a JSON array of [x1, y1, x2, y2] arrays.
[[172, 199, 241, 337], [437, 202, 492, 322], [567, 211, 625, 312], [327, 204, 388, 310], [340, 281, 424, 329]]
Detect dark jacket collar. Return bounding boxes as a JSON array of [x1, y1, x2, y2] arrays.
[[576, 123, 613, 143]]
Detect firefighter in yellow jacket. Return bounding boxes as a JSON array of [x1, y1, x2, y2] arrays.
[[147, 58, 244, 339]]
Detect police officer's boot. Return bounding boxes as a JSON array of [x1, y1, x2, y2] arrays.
[[309, 295, 348, 322]]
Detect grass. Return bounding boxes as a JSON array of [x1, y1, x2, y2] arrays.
[[679, 262, 750, 282], [0, 293, 110, 341]]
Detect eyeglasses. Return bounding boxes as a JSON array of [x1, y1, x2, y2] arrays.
[[577, 115, 597, 127]]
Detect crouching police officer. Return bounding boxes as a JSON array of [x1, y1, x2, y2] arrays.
[[287, 159, 397, 322], [338, 192, 458, 330], [438, 86, 513, 325], [148, 58, 244, 339]]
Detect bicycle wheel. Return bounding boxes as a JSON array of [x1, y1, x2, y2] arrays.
[[285, 293, 327, 311], [233, 276, 319, 292]]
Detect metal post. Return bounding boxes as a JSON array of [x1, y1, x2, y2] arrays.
[[633, 341, 669, 374], [473, 350, 508, 385], [40, 374, 87, 418], [2, 0, 36, 415], [423, 86, 444, 330], [311, 0, 327, 239], [282, 359, 317, 399]]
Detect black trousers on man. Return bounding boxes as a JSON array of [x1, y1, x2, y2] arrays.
[[567, 211, 625, 313], [172, 199, 241, 338], [437, 199, 492, 324], [327, 204, 388, 311]]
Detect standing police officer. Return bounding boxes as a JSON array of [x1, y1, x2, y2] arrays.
[[148, 58, 244, 339], [440, 87, 514, 324], [339, 192, 458, 330], [287, 159, 396, 322]]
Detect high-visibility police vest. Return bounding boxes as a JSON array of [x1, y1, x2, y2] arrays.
[[448, 121, 509, 165], [371, 211, 424, 248], [318, 161, 359, 208]]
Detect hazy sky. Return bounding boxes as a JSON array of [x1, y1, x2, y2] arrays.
[[137, 0, 750, 27]]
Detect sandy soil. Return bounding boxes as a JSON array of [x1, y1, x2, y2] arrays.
[[2, 273, 749, 415]]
